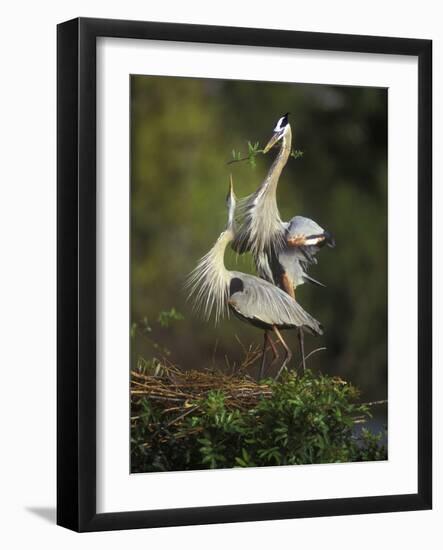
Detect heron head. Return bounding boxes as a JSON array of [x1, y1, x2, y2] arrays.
[[263, 113, 291, 153], [226, 175, 236, 227]]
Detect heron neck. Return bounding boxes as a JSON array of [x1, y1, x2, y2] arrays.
[[206, 227, 233, 320], [203, 228, 234, 293], [214, 227, 234, 271], [245, 127, 291, 254], [187, 226, 233, 323], [263, 125, 292, 194]]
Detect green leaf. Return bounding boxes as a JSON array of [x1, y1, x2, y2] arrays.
[[157, 308, 184, 327]]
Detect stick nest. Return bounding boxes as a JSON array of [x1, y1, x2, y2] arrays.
[[131, 362, 273, 413]]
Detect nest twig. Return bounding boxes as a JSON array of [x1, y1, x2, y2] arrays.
[[131, 362, 272, 413]]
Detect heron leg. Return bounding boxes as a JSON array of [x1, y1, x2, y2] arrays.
[[259, 331, 269, 380], [268, 335, 280, 367], [280, 273, 295, 299], [298, 327, 306, 372], [273, 326, 292, 380]]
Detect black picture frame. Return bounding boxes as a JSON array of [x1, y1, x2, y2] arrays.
[[57, 17, 432, 532]]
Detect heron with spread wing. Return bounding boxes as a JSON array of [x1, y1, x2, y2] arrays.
[[187, 178, 323, 379], [233, 113, 335, 369]]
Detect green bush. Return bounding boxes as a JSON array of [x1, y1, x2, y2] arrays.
[[131, 370, 386, 472]]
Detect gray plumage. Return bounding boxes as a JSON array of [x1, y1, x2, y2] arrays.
[[186, 179, 323, 339], [233, 116, 334, 294], [228, 272, 323, 335], [276, 216, 330, 287]]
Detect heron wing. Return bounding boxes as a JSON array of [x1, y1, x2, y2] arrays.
[[284, 215, 331, 267], [287, 215, 325, 237], [233, 213, 331, 290], [229, 272, 323, 335]]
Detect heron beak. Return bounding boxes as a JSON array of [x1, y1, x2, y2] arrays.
[[228, 174, 236, 200], [324, 231, 336, 248], [263, 131, 282, 154], [226, 175, 236, 227], [303, 232, 336, 248]]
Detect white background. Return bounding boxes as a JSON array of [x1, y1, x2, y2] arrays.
[[0, 1, 441, 548]]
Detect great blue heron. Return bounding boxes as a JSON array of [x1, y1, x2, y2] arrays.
[[233, 113, 335, 369], [187, 178, 323, 379]]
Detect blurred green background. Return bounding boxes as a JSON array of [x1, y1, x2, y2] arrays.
[[130, 75, 387, 403]]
